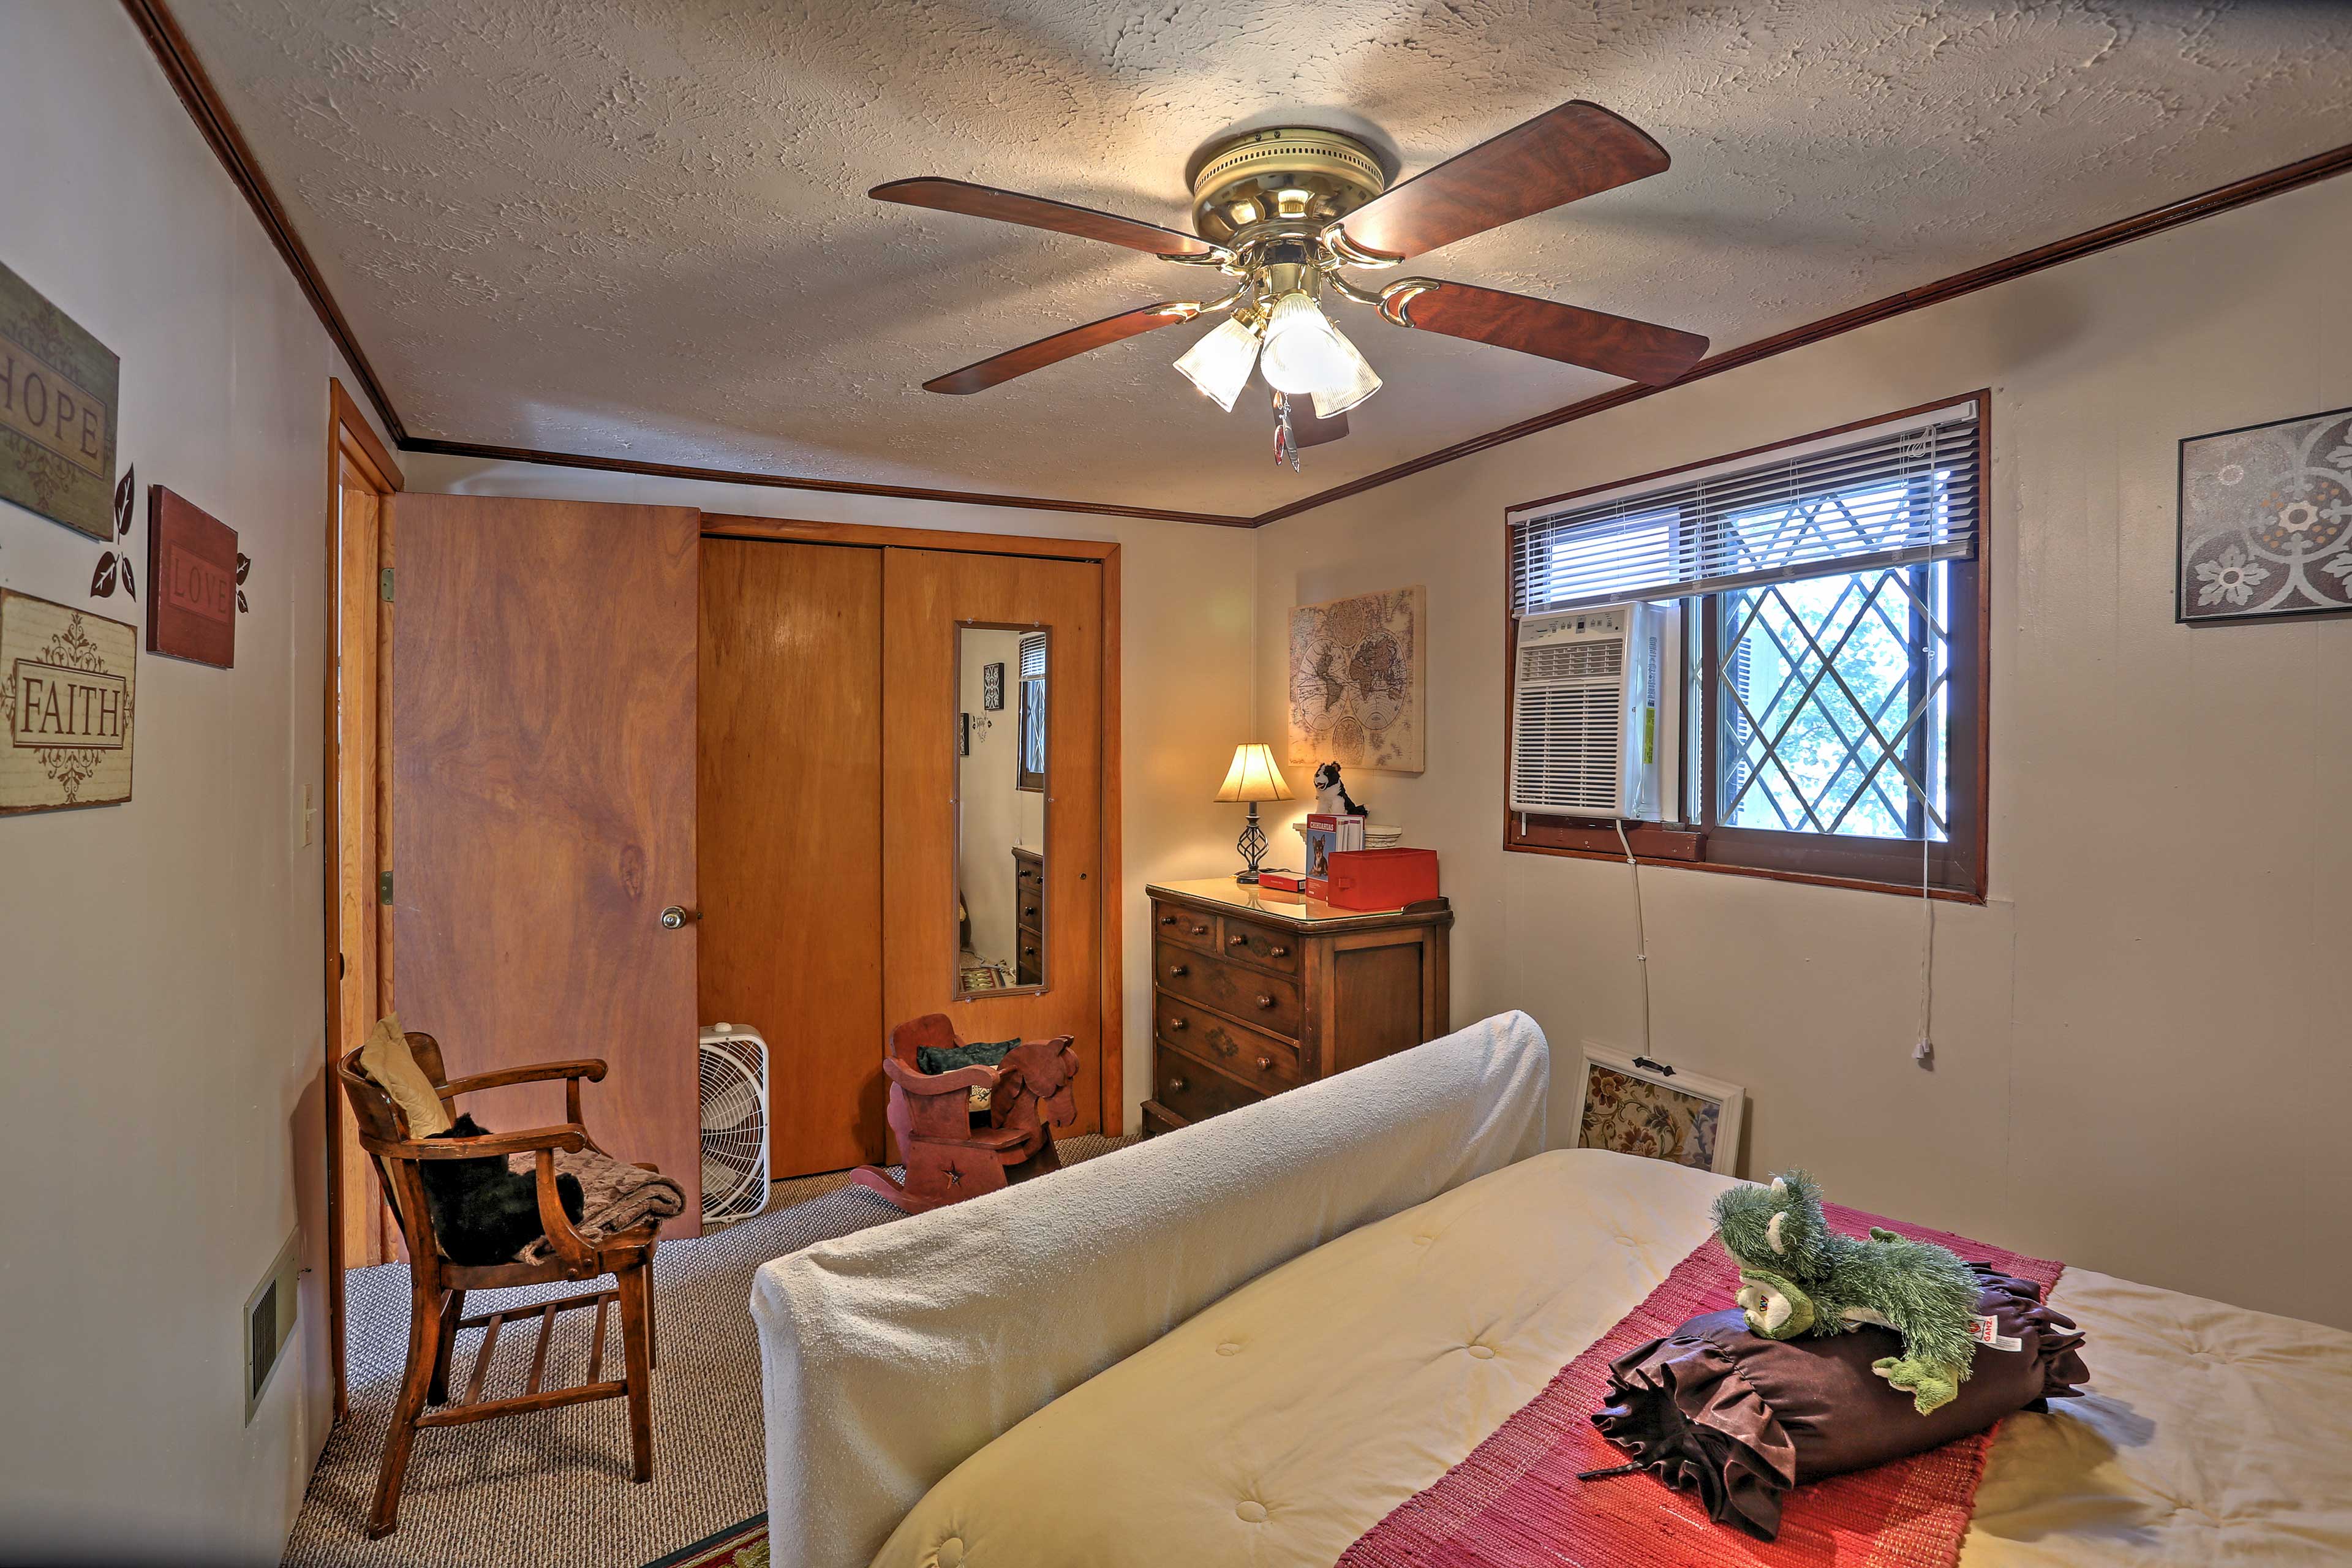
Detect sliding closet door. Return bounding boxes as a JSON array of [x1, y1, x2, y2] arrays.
[[698, 540, 886, 1177], [882, 548, 1102, 1136], [388, 493, 704, 1231]]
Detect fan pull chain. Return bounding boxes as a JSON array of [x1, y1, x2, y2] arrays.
[[1273, 394, 1300, 472]]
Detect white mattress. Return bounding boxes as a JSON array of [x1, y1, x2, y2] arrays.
[[873, 1149, 2352, 1567]]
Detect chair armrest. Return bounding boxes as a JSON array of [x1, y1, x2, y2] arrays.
[[391, 1124, 590, 1160], [529, 1148, 598, 1270], [437, 1059, 608, 1098], [880, 1057, 998, 1095]]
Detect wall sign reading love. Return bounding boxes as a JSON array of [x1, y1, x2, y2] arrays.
[[147, 486, 238, 668]]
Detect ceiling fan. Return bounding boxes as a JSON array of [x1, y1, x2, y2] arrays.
[[873, 100, 1710, 469]]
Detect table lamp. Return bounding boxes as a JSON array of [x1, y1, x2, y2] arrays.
[[1214, 743, 1293, 884]]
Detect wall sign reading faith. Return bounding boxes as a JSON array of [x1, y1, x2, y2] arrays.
[[0, 589, 137, 814], [0, 261, 120, 540], [148, 486, 239, 668]]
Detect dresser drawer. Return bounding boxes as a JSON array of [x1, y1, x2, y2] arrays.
[[1218, 916, 1301, 976], [1152, 1044, 1264, 1126], [1014, 888, 1044, 934], [1151, 900, 1219, 952], [1153, 942, 1303, 1039], [1015, 860, 1044, 896], [1156, 992, 1306, 1089]]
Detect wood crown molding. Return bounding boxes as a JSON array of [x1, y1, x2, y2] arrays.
[[1253, 139, 2352, 526], [127, 0, 2350, 532], [400, 439, 1256, 528], [122, 0, 407, 445]]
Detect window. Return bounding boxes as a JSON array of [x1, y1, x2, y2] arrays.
[[1505, 394, 1988, 899]]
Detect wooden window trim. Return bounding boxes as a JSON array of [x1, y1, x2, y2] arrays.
[[1502, 391, 1991, 905]]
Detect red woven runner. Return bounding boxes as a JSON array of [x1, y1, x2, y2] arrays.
[[1340, 1202, 2063, 1568]]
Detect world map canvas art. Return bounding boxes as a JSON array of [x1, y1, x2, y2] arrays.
[[2177, 404, 2352, 625], [1287, 585, 1423, 773]]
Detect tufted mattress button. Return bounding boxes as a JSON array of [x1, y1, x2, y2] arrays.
[[1237, 1500, 1268, 1523], [935, 1537, 965, 1567], [1216, 1342, 1243, 1357], [1466, 1344, 1497, 1360]]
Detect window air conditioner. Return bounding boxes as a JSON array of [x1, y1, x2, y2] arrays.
[[1508, 602, 1675, 821]]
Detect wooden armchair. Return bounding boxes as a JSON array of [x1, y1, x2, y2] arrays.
[[336, 1031, 663, 1539], [850, 1014, 1080, 1214]]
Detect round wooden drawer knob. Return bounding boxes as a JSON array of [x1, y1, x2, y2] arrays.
[[1256, 1055, 1273, 1071], [1168, 962, 1188, 977], [1255, 994, 1275, 1009], [1268, 946, 1289, 957], [1169, 1017, 1188, 1031], [1228, 933, 1248, 947], [1191, 924, 1210, 936], [1159, 914, 1176, 925], [1168, 1076, 1187, 1093]]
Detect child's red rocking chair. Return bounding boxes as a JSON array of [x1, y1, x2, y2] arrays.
[[850, 1014, 1080, 1214]]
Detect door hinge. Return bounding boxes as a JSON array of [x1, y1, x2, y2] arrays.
[[378, 871, 393, 905], [379, 568, 394, 601]]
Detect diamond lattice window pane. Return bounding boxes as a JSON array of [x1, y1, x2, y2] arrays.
[[1719, 564, 1951, 840]]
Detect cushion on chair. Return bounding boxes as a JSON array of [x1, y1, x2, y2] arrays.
[[356, 1014, 454, 1137], [914, 1037, 1020, 1076]]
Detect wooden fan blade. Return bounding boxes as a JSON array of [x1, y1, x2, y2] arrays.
[[873, 178, 1221, 258], [1274, 390, 1349, 447], [1393, 281, 1706, 385], [923, 302, 1204, 394], [1336, 102, 1668, 262]]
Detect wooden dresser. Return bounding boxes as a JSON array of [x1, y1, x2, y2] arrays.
[[1140, 878, 1452, 1136], [1011, 845, 1044, 986]]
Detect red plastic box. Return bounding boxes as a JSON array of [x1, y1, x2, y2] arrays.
[[1323, 847, 1439, 911]]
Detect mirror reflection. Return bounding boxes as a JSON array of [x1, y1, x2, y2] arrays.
[[957, 624, 1047, 995]]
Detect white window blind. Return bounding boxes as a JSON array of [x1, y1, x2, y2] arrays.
[[1019, 633, 1046, 679], [1509, 402, 1981, 616]]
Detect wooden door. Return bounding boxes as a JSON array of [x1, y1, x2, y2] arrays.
[[882, 548, 1103, 1135], [389, 494, 704, 1229], [698, 539, 886, 1177]]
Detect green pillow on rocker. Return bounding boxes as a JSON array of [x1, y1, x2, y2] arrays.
[[915, 1037, 1021, 1077]]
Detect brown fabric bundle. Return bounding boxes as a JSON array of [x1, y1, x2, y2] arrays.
[[1588, 1265, 2088, 1541]]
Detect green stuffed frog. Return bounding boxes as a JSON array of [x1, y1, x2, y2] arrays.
[[1712, 1170, 1984, 1414]]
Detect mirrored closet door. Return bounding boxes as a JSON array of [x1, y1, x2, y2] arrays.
[[883, 548, 1104, 1137]]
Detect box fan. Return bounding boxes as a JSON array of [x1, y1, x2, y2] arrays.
[[698, 1023, 769, 1224], [1508, 602, 1676, 821]]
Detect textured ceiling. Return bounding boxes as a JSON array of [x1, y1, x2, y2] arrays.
[[173, 0, 2352, 518]]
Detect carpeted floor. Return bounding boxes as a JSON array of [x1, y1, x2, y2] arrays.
[[282, 1136, 1134, 1568]]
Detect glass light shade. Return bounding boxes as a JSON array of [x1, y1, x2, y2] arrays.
[[1213, 742, 1294, 804], [1308, 326, 1382, 418], [1172, 316, 1261, 412], [1258, 291, 1351, 395]]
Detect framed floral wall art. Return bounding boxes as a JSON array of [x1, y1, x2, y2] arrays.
[[2177, 404, 2352, 625], [1570, 1043, 1744, 1175]]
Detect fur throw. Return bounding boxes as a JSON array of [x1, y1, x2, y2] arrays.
[[1713, 1169, 1985, 1414], [419, 1114, 586, 1265]]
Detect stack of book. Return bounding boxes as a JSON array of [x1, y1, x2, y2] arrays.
[[1297, 812, 1365, 900]]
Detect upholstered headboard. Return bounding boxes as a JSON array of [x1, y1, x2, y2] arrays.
[[749, 1011, 1551, 1568]]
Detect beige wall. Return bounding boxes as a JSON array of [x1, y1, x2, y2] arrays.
[[1255, 173, 2352, 1330], [404, 452, 1256, 1127], [0, 6, 394, 1556]]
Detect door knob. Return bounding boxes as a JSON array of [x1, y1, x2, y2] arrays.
[[659, 905, 701, 930]]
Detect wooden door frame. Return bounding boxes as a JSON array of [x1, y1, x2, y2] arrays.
[[321, 377, 402, 1420], [700, 514, 1125, 1134]]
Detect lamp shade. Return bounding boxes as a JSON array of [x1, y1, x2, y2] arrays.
[[1172, 315, 1261, 412], [1213, 743, 1293, 804]]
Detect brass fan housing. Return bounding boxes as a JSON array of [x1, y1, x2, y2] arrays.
[[1189, 127, 1386, 245]]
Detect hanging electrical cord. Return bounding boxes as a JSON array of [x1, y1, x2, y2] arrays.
[[1914, 823, 1935, 1066], [1614, 819, 1654, 1059]]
